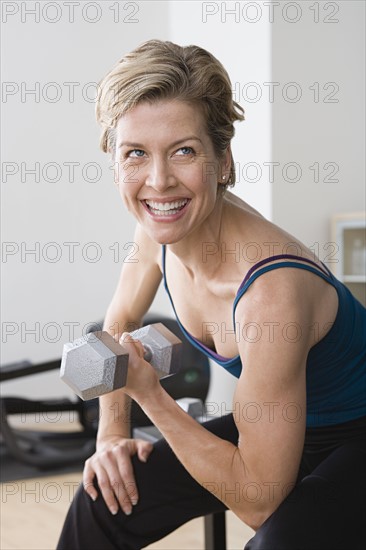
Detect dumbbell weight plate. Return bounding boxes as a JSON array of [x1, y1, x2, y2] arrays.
[[60, 331, 129, 401]]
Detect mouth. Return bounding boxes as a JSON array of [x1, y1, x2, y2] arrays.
[[143, 199, 190, 217]]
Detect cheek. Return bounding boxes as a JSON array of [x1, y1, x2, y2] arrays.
[[193, 158, 219, 189], [116, 164, 142, 210], [122, 163, 141, 186], [116, 178, 131, 209], [115, 160, 139, 185]]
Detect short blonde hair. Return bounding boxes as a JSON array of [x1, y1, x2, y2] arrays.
[[96, 39, 244, 188]]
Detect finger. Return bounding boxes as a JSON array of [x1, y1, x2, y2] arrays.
[[83, 459, 98, 502], [114, 446, 139, 507], [120, 332, 144, 359], [120, 332, 137, 346], [101, 447, 137, 514], [94, 462, 131, 516], [136, 440, 154, 463]]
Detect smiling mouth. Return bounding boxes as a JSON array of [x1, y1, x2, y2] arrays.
[[144, 199, 190, 216]]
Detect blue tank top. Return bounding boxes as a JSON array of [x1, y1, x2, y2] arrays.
[[162, 246, 366, 427]]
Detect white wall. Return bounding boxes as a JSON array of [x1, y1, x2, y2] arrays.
[[271, 1, 365, 255], [1, 1, 172, 398]]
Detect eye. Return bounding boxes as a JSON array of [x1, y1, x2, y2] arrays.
[[175, 146, 194, 156], [127, 149, 145, 158]]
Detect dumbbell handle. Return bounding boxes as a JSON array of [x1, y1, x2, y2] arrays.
[[126, 324, 181, 373], [122, 328, 153, 362]]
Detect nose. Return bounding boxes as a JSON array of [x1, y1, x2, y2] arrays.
[[145, 158, 177, 192]]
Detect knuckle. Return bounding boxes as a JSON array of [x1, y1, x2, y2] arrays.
[[109, 477, 121, 488], [98, 479, 110, 490], [112, 444, 123, 455], [112, 485, 125, 499], [83, 472, 92, 483], [124, 482, 136, 496], [116, 442, 128, 453], [83, 470, 92, 481]]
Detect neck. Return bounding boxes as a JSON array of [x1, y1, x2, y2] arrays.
[[166, 194, 226, 277]]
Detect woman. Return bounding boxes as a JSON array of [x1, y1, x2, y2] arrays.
[[57, 40, 366, 549]]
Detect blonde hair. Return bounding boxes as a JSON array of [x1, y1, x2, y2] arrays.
[[96, 39, 245, 188]]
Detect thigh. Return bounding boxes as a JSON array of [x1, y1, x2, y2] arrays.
[[57, 414, 238, 550], [245, 441, 366, 550]]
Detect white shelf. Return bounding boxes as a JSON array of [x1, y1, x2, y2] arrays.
[[331, 212, 366, 307], [343, 275, 366, 283]]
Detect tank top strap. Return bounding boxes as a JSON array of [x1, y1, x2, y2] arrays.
[[233, 254, 335, 320]]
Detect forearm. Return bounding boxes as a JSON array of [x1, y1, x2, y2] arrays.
[[134, 386, 266, 527], [97, 315, 141, 441], [97, 391, 132, 441]]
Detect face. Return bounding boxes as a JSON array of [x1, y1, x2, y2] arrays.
[[114, 99, 230, 245]]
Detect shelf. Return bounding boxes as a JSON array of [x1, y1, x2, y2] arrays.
[[343, 275, 366, 283], [331, 212, 366, 307]]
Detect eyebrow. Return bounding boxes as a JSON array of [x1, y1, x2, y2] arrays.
[[118, 136, 203, 149]]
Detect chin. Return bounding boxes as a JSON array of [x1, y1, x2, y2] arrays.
[[155, 235, 181, 246], [147, 229, 183, 246]]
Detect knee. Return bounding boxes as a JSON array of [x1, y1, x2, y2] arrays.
[[245, 515, 313, 550], [244, 524, 292, 550], [73, 481, 95, 511], [243, 480, 316, 550], [244, 475, 350, 550], [57, 482, 129, 550], [67, 481, 112, 526]]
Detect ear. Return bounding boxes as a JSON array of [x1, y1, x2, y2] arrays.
[[219, 146, 232, 185]]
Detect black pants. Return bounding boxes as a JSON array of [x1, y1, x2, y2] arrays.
[[57, 415, 366, 550]]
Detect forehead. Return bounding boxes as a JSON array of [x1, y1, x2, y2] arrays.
[[115, 99, 207, 142]]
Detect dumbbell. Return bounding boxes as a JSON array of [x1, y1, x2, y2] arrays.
[[60, 323, 182, 401]]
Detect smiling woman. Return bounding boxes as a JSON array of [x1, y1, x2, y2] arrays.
[[57, 40, 366, 550], [96, 39, 244, 189], [112, 100, 230, 245]]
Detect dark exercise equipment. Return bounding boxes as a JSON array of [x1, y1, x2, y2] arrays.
[[0, 313, 226, 549]]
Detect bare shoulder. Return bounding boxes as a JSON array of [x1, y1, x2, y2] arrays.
[[224, 191, 266, 219], [224, 192, 328, 268], [234, 261, 338, 350]]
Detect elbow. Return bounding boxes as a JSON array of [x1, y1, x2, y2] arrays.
[[246, 509, 272, 532], [235, 503, 276, 532]]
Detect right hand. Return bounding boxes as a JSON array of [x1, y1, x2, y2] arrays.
[[83, 435, 154, 516]]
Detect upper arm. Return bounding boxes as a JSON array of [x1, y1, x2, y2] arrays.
[[103, 224, 162, 336], [232, 270, 313, 523]]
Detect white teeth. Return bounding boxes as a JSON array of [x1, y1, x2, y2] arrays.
[[145, 199, 188, 213], [150, 209, 181, 216]]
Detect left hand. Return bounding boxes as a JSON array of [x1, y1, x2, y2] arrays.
[[119, 332, 160, 400]]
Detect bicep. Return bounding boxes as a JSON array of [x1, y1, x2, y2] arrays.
[[234, 350, 306, 494], [233, 282, 312, 513]]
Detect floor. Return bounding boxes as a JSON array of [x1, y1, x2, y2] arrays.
[[1, 471, 255, 549]]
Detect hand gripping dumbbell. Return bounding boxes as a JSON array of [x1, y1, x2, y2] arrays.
[[60, 323, 182, 401]]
